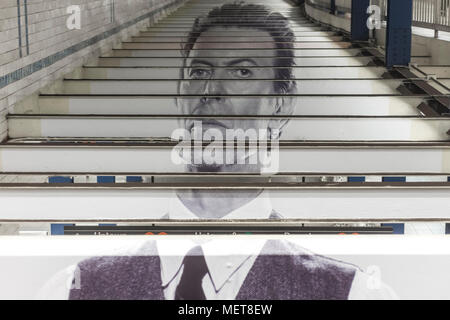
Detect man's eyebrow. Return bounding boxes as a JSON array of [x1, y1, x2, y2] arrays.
[[226, 58, 258, 67], [189, 59, 213, 67]]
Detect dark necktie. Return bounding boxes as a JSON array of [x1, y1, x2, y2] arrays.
[[174, 245, 209, 300]]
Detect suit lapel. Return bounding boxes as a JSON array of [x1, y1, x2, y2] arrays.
[[135, 240, 165, 300]]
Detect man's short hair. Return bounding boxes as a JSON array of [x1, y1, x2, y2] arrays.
[[180, 2, 297, 94]]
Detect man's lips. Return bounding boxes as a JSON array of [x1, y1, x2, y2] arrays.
[[187, 119, 229, 132]]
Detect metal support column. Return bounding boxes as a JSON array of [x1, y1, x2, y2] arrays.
[[351, 0, 370, 41], [385, 0, 413, 67]]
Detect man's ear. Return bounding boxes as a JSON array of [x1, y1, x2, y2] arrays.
[[268, 88, 298, 138]]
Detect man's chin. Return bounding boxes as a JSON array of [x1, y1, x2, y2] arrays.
[[187, 163, 224, 173], [188, 123, 228, 139]]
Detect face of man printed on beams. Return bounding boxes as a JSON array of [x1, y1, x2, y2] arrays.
[[174, 3, 297, 174]]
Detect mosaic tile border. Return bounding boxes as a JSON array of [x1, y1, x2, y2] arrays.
[[0, 0, 185, 90]]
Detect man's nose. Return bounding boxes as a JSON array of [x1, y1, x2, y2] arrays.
[[201, 78, 226, 95], [199, 79, 226, 107]]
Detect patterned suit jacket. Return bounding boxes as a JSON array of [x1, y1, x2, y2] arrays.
[[69, 239, 358, 300]]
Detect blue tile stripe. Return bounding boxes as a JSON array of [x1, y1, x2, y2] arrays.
[[0, 0, 185, 89]]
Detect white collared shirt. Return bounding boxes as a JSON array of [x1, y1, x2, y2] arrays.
[[157, 239, 266, 300], [167, 190, 274, 220], [158, 191, 272, 299]]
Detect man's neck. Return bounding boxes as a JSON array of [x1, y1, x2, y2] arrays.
[[175, 189, 264, 219], [178, 164, 264, 219]]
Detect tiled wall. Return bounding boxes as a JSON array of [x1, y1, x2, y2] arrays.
[[0, 0, 186, 142]]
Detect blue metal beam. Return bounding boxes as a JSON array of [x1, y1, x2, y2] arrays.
[[351, 0, 370, 41], [385, 0, 413, 67], [330, 0, 336, 14], [51, 224, 75, 235], [381, 223, 405, 234]]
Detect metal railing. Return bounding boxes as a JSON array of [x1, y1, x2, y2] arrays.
[[308, 0, 332, 11], [307, 0, 352, 14], [308, 0, 450, 37], [379, 0, 450, 37]]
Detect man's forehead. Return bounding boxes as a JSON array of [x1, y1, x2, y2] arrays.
[[189, 26, 277, 59]]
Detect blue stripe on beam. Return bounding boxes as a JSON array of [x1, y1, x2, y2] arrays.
[[51, 224, 75, 235], [48, 176, 73, 183], [382, 176, 406, 182], [348, 176, 365, 182], [381, 223, 405, 234], [97, 176, 116, 183], [126, 176, 143, 183]]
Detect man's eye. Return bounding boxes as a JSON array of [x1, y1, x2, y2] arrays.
[[189, 69, 211, 79], [231, 68, 253, 78]]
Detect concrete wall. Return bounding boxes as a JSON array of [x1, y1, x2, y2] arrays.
[[0, 0, 186, 142]]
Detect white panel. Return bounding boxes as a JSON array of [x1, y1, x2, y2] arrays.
[[2, 237, 450, 300], [404, 222, 447, 235], [417, 66, 450, 78], [9, 117, 450, 141], [36, 96, 421, 116], [439, 79, 450, 88], [144, 26, 323, 32], [2, 236, 450, 256], [120, 41, 352, 49], [0, 147, 446, 173], [130, 36, 345, 42], [0, 188, 449, 220], [296, 96, 421, 115], [60, 79, 402, 94], [138, 31, 339, 37], [155, 22, 316, 28], [0, 147, 186, 173], [141, 28, 328, 35], [94, 56, 371, 67], [410, 57, 431, 65], [113, 48, 363, 57], [78, 66, 386, 79]]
